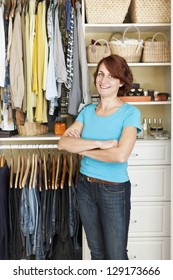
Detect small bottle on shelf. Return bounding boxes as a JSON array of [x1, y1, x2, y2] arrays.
[[143, 118, 148, 135]]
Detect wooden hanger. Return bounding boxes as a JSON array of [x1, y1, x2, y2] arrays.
[[52, 154, 55, 190], [0, 154, 5, 167], [19, 154, 25, 189], [38, 155, 42, 192], [29, 153, 35, 189], [55, 152, 61, 189], [60, 153, 67, 189], [11, 0, 16, 18], [32, 153, 38, 188], [43, 154, 48, 190], [68, 153, 73, 187], [47, 153, 51, 189], [15, 154, 21, 189], [5, 0, 11, 20], [10, 153, 14, 189], [22, 153, 31, 188]]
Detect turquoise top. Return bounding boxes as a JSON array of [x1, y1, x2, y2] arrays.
[[76, 103, 141, 182]]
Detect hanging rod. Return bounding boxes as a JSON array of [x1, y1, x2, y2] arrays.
[[0, 144, 58, 150]]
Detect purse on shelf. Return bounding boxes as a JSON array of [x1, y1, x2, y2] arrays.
[[109, 26, 143, 63], [142, 32, 171, 63], [86, 39, 111, 63]]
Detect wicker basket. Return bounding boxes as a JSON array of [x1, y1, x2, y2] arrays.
[[17, 122, 49, 136], [109, 26, 143, 63], [85, 0, 131, 24], [87, 39, 111, 63], [129, 0, 171, 23], [142, 33, 171, 63]]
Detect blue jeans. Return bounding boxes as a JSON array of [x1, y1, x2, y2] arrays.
[[77, 174, 131, 260]]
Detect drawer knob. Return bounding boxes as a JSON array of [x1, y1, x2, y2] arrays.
[[131, 184, 138, 187], [130, 220, 137, 223]]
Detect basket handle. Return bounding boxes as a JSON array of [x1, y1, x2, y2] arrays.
[[152, 32, 169, 42], [92, 39, 109, 46], [122, 25, 141, 43], [91, 39, 110, 53]]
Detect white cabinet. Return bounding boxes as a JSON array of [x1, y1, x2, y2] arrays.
[[82, 140, 171, 260]]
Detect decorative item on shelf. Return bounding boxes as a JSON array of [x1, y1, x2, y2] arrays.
[[142, 33, 171, 63], [17, 122, 49, 136], [119, 96, 151, 102], [129, 0, 171, 23], [86, 39, 111, 63], [150, 118, 163, 136], [84, 0, 131, 24], [54, 119, 67, 136], [154, 93, 169, 102], [91, 94, 100, 104], [109, 26, 143, 63]]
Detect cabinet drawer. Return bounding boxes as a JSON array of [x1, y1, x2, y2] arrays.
[[129, 202, 170, 237], [82, 234, 170, 260], [128, 237, 170, 260], [129, 165, 171, 201], [129, 141, 171, 165]]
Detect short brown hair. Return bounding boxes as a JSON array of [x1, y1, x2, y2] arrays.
[[93, 54, 133, 96]]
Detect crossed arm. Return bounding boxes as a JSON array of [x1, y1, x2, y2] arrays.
[[58, 121, 137, 163]]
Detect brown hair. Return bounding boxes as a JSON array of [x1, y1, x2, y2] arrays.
[[93, 54, 133, 96]]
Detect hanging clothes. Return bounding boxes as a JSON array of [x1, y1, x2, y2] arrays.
[[10, 1, 25, 110], [0, 3, 6, 87], [75, 1, 91, 108], [68, 9, 82, 116], [0, 163, 10, 259], [32, 0, 48, 122]]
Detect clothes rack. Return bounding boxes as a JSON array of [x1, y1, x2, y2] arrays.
[[0, 144, 58, 150]]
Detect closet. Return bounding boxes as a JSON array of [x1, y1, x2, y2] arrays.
[[0, 0, 84, 260]]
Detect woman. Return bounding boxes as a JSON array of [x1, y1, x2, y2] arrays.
[[58, 54, 141, 260]]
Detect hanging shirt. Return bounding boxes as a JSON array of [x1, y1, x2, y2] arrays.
[[68, 13, 82, 116], [32, 0, 48, 122], [10, 3, 25, 109], [0, 4, 6, 87], [46, 3, 57, 101], [54, 4, 67, 98], [75, 1, 91, 107]]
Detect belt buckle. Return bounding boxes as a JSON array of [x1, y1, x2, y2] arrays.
[[86, 177, 92, 182]]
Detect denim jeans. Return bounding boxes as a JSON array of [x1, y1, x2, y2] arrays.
[[77, 174, 131, 260]]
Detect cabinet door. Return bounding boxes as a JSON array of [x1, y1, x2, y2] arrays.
[[129, 165, 171, 201], [129, 141, 171, 165], [129, 202, 170, 237], [82, 234, 170, 260], [128, 237, 170, 260]]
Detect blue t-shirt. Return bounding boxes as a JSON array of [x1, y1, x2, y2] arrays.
[[76, 103, 141, 182]]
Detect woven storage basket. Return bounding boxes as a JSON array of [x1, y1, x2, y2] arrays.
[[85, 0, 131, 24], [17, 122, 49, 136], [87, 39, 111, 63], [109, 26, 143, 63], [129, 0, 171, 23], [142, 33, 171, 63]]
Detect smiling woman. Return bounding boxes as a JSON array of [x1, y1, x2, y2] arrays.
[[58, 54, 142, 260]]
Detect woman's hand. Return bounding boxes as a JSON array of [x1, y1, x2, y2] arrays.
[[96, 139, 118, 149]]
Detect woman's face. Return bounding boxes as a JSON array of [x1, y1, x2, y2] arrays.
[[96, 63, 122, 98]]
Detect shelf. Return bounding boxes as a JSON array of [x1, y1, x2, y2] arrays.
[[0, 132, 61, 142], [84, 23, 171, 33], [88, 63, 171, 67], [124, 101, 171, 105]]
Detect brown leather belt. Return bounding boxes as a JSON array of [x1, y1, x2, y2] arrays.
[[84, 175, 119, 185]]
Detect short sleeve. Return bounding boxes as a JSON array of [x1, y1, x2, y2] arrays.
[[123, 106, 142, 134]]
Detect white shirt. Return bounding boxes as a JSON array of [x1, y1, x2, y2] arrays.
[[0, 5, 6, 87]]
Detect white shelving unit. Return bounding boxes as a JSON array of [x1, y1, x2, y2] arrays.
[[81, 0, 172, 260]]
